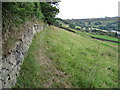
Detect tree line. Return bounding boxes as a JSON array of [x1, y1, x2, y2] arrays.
[[2, 2, 59, 33]]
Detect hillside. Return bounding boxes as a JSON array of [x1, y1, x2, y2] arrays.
[[62, 17, 119, 31], [14, 26, 118, 88]]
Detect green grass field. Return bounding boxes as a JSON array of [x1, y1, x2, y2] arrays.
[[85, 33, 119, 42], [14, 26, 118, 88]]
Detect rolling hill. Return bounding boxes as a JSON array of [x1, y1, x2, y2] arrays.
[[62, 17, 120, 31]]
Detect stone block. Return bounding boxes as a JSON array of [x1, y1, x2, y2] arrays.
[[0, 80, 2, 89], [2, 69, 9, 80]]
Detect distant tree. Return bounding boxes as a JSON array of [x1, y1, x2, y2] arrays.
[[69, 24, 76, 29], [63, 21, 69, 24], [118, 23, 120, 31], [54, 20, 62, 26], [88, 21, 91, 26], [76, 27, 81, 30], [99, 26, 107, 30], [95, 21, 101, 25], [56, 18, 63, 21]]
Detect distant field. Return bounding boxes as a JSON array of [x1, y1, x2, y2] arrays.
[[14, 26, 118, 88], [85, 33, 119, 42]]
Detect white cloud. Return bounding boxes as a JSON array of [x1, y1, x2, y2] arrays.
[[56, 0, 119, 19]]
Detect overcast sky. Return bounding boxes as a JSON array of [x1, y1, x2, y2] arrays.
[[56, 0, 119, 19]]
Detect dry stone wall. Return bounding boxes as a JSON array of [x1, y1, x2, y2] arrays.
[[0, 2, 2, 89], [1, 23, 44, 88]]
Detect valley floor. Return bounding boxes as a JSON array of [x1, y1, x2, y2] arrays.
[[14, 26, 118, 88]]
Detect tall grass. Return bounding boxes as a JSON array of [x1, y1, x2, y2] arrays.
[[14, 26, 118, 88]]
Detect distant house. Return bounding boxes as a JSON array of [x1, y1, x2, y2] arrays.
[[109, 30, 120, 37], [116, 31, 120, 37], [110, 30, 117, 33], [83, 27, 86, 30], [100, 30, 108, 32]]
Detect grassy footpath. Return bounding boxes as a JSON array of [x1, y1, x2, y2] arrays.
[[14, 26, 118, 88]]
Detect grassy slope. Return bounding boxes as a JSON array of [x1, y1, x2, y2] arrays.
[[76, 31, 119, 51], [14, 26, 118, 88]]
